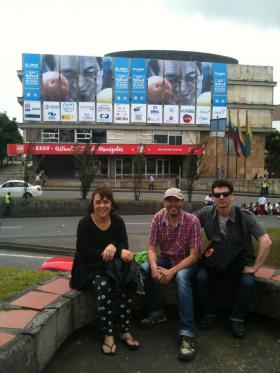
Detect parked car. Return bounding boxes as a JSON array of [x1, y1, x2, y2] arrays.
[[0, 180, 42, 198]]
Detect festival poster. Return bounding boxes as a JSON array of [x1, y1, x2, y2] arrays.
[[163, 105, 179, 124], [113, 57, 130, 123], [61, 102, 77, 122], [23, 53, 41, 102], [180, 106, 195, 125], [23, 101, 41, 121], [79, 102, 95, 122], [131, 58, 147, 123], [43, 101, 60, 122]]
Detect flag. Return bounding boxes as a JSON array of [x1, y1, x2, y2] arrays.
[[237, 110, 246, 156], [245, 110, 252, 156], [228, 111, 240, 157]]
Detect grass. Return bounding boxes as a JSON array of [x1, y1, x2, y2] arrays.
[[0, 266, 60, 302], [261, 228, 280, 268]]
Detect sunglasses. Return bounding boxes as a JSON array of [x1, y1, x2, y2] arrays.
[[213, 192, 232, 198]]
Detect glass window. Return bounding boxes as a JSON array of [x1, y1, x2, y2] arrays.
[[147, 158, 156, 174], [92, 130, 106, 143], [42, 129, 59, 143], [123, 158, 132, 175], [60, 130, 75, 143], [170, 158, 180, 175], [154, 133, 168, 143], [169, 135, 182, 145], [76, 130, 92, 143]]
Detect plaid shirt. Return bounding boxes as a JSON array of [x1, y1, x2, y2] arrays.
[[149, 210, 201, 267]]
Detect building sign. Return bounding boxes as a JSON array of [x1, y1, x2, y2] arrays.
[[8, 143, 203, 156]]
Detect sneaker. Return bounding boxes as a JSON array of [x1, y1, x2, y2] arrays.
[[230, 320, 246, 339], [198, 314, 217, 330], [139, 313, 167, 329], [178, 336, 195, 361]]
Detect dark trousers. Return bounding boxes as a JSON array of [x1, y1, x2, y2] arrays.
[[195, 266, 255, 321], [92, 274, 133, 336]]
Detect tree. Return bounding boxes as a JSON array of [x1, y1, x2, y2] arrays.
[[23, 144, 45, 197], [265, 130, 280, 177], [0, 112, 23, 167], [184, 146, 206, 202], [132, 147, 145, 201], [73, 143, 100, 200]]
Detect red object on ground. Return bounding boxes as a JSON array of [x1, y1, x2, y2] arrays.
[[39, 257, 73, 272]]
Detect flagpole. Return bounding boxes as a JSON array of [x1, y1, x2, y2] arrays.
[[227, 111, 230, 179]]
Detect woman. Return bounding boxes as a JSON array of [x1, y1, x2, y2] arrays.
[[70, 186, 140, 355]]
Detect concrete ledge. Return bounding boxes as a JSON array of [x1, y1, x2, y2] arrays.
[[5, 199, 204, 218], [0, 270, 280, 372]]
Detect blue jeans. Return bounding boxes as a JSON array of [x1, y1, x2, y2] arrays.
[[195, 266, 256, 321], [142, 257, 197, 337]]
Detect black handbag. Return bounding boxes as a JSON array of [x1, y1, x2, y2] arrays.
[[201, 207, 246, 279]]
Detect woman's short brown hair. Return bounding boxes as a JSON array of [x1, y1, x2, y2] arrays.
[[87, 186, 118, 214]]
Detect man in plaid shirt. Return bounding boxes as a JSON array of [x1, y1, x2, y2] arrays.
[[140, 188, 201, 361]]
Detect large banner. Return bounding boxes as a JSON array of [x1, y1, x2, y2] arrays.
[[22, 53, 227, 126], [23, 53, 41, 121], [114, 58, 130, 123], [212, 63, 227, 119], [131, 58, 147, 123]]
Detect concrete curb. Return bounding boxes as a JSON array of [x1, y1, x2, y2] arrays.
[[0, 270, 280, 373]]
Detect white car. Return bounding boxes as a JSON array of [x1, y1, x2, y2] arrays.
[[0, 180, 42, 198]]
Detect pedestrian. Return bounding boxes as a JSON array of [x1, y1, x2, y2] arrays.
[[4, 192, 12, 217], [195, 179, 271, 339], [258, 195, 267, 216], [176, 175, 180, 188], [260, 180, 266, 195], [264, 180, 270, 196], [204, 193, 213, 206], [149, 175, 154, 191], [140, 188, 201, 361], [70, 187, 140, 355]]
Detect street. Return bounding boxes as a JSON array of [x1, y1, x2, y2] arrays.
[[0, 214, 279, 270]]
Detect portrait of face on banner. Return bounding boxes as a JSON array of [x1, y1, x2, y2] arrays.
[[147, 59, 163, 123], [78, 56, 102, 102]]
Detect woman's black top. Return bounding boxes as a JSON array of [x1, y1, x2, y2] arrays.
[[70, 213, 129, 290]]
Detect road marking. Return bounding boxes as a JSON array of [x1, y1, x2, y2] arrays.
[[0, 253, 51, 259], [0, 226, 23, 229]]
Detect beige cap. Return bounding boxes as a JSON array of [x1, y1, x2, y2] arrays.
[[164, 188, 184, 200]]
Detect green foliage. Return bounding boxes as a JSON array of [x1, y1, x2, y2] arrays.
[[73, 143, 99, 200], [0, 112, 23, 166], [0, 266, 58, 302], [132, 151, 145, 201], [265, 130, 280, 177]]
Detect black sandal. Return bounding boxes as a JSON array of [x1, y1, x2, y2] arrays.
[[102, 342, 117, 355]]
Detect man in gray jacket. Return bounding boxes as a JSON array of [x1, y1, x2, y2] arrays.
[[195, 179, 272, 338]]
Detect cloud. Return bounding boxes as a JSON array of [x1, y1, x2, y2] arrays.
[[164, 0, 280, 29]]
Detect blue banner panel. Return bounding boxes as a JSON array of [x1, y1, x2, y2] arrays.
[[23, 54, 41, 101], [131, 58, 147, 104], [114, 58, 130, 104], [213, 63, 227, 107]]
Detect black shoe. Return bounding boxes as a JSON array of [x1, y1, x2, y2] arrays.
[[230, 320, 246, 339], [178, 336, 195, 361], [139, 313, 167, 329], [198, 314, 217, 330]]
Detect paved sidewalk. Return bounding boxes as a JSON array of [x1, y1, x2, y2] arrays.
[[45, 308, 280, 373]]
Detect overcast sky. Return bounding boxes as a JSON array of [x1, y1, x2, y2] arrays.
[[0, 0, 279, 122]]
